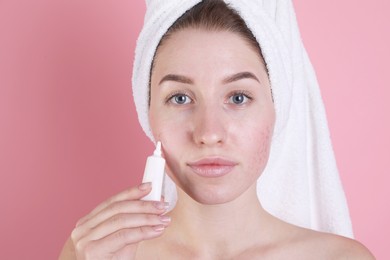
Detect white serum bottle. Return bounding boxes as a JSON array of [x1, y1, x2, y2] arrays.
[[141, 141, 166, 201]]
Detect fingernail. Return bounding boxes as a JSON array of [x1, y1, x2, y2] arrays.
[[153, 201, 169, 210], [139, 182, 151, 191], [159, 215, 171, 223], [153, 225, 165, 232]]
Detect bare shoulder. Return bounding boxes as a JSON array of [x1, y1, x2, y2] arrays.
[[325, 234, 375, 260], [296, 228, 375, 260]]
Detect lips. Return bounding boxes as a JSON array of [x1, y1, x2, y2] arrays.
[[187, 157, 238, 178]]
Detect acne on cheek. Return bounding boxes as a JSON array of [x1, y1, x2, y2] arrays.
[[253, 126, 273, 168]]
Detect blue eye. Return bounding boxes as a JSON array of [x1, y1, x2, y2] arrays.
[[170, 94, 191, 105], [229, 92, 251, 105]]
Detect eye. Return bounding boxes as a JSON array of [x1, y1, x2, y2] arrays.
[[168, 93, 192, 105], [228, 92, 252, 105]]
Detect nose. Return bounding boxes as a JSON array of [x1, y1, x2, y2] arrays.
[[192, 105, 227, 146]]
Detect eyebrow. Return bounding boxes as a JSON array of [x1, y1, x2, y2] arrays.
[[158, 71, 260, 86], [159, 74, 193, 85], [222, 71, 260, 84]]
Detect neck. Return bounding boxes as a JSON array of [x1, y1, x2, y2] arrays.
[[165, 183, 276, 258]]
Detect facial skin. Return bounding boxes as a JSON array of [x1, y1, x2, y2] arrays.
[[149, 28, 275, 205]]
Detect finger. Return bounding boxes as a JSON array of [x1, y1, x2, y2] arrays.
[[76, 200, 169, 236], [81, 213, 171, 242], [83, 225, 167, 256], [76, 183, 152, 227]]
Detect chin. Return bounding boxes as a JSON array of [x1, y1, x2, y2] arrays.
[[167, 166, 259, 206], [184, 183, 243, 205]]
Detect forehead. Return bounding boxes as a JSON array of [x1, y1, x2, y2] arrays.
[[152, 29, 266, 77]]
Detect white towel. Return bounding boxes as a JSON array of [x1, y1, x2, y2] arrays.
[[132, 0, 354, 238]]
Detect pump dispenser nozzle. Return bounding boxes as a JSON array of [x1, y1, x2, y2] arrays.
[[141, 141, 166, 201]]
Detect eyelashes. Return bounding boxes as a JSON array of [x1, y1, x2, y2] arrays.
[[164, 90, 193, 105], [227, 90, 253, 105], [164, 90, 254, 106]]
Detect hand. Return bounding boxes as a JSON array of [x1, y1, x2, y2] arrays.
[[70, 182, 170, 260]]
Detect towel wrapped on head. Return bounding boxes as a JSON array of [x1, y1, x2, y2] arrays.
[[132, 0, 353, 238]]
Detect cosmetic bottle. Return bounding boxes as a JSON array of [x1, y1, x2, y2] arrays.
[[141, 141, 165, 201]]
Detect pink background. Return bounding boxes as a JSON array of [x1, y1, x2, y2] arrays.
[[0, 0, 388, 259]]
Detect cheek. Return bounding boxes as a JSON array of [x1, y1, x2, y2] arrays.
[[150, 118, 182, 154], [256, 126, 272, 165], [150, 106, 188, 139], [244, 123, 273, 175], [149, 111, 188, 171]]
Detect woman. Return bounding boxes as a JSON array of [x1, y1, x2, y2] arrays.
[[60, 0, 374, 258]]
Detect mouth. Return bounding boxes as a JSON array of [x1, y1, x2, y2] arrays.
[[187, 157, 238, 178]]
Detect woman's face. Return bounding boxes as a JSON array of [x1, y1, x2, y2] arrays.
[[149, 29, 275, 204]]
